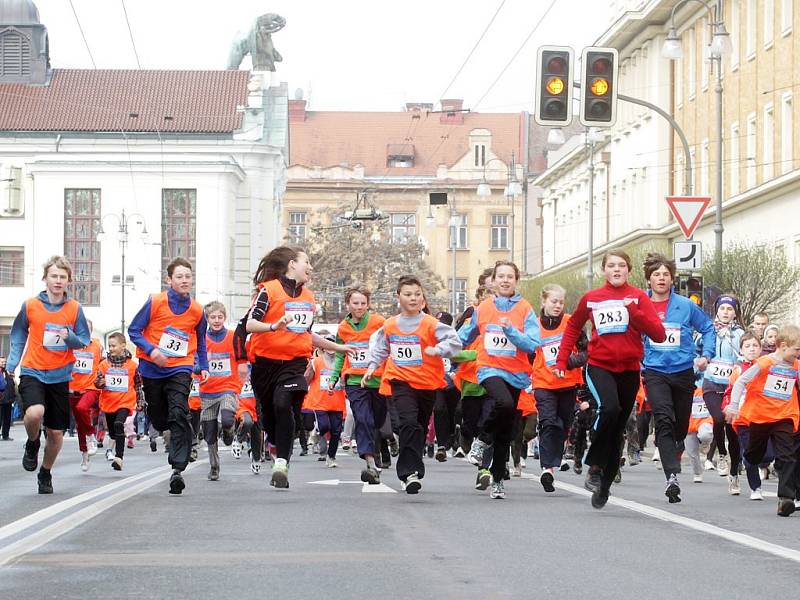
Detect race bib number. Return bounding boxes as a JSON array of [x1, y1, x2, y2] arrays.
[[485, 324, 516, 357], [159, 327, 189, 357], [389, 334, 423, 367], [189, 380, 200, 397], [73, 351, 94, 374], [764, 366, 798, 401], [106, 368, 130, 393], [348, 341, 370, 370], [284, 302, 314, 333], [209, 352, 232, 377], [43, 323, 68, 351], [240, 381, 254, 398], [707, 360, 735, 385], [591, 300, 629, 335], [541, 334, 562, 367], [319, 368, 334, 391], [691, 399, 710, 418], [650, 322, 681, 352]]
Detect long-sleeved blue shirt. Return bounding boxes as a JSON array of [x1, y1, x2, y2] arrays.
[[459, 294, 541, 389], [128, 287, 209, 379], [7, 291, 91, 383]]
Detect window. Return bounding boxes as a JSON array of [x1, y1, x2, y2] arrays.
[[390, 213, 416, 243], [701, 20, 710, 90], [781, 93, 793, 174], [781, 0, 793, 35], [746, 0, 756, 58], [449, 278, 467, 314], [0, 247, 23, 286], [700, 140, 710, 195], [730, 123, 740, 196], [764, 0, 774, 48], [0, 30, 31, 77], [746, 113, 757, 188], [161, 189, 196, 292], [287, 211, 307, 244], [0, 325, 9, 357], [490, 214, 509, 250], [473, 144, 486, 167], [449, 214, 467, 249], [64, 189, 101, 305], [763, 104, 774, 180], [687, 27, 696, 99], [731, 0, 740, 68]]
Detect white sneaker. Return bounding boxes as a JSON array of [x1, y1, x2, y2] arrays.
[[652, 448, 660, 462], [467, 439, 488, 466], [105, 448, 114, 461], [326, 457, 337, 468], [717, 455, 730, 477], [693, 473, 703, 483], [511, 465, 522, 477], [80, 451, 90, 472], [251, 461, 261, 475], [750, 488, 764, 501], [759, 467, 768, 481], [704, 459, 716, 471], [231, 440, 242, 459], [87, 436, 98, 456], [405, 472, 422, 494], [727, 474, 740, 495], [519, 458, 526, 468]]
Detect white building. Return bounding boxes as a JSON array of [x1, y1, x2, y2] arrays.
[[0, 4, 288, 350]]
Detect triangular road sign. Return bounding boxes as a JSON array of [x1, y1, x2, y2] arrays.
[[666, 196, 711, 238]]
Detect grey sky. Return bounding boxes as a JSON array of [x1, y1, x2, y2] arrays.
[[36, 0, 611, 112]]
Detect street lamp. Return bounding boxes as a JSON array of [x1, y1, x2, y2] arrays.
[[97, 208, 148, 334], [661, 0, 732, 278], [475, 154, 522, 262]]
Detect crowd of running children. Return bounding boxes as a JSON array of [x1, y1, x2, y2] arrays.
[[7, 246, 800, 516]]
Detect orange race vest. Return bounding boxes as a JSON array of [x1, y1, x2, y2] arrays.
[[453, 317, 480, 391], [727, 364, 751, 429], [98, 358, 138, 413], [237, 377, 257, 421], [475, 297, 533, 375], [249, 279, 315, 361], [69, 338, 103, 392], [688, 386, 713, 433], [21, 296, 80, 371], [533, 314, 583, 390], [188, 375, 201, 411], [137, 292, 203, 368], [339, 312, 385, 378], [379, 314, 446, 394], [518, 386, 538, 416], [304, 355, 346, 412], [739, 356, 800, 430], [200, 329, 242, 395]]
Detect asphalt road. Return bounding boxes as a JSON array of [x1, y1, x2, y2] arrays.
[[1, 430, 799, 599]]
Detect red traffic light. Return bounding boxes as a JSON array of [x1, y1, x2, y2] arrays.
[[547, 56, 567, 74], [591, 57, 612, 74]]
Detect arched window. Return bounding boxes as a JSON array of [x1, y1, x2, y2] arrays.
[[0, 30, 31, 77]]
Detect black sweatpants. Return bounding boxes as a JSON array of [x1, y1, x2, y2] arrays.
[[144, 372, 193, 472], [643, 368, 695, 478], [433, 386, 460, 449], [585, 365, 641, 491], [390, 380, 436, 482], [237, 412, 262, 460], [744, 419, 798, 500], [703, 384, 738, 458], [460, 394, 488, 447], [104, 408, 131, 459], [535, 387, 577, 470], [481, 377, 522, 483], [511, 411, 538, 466]]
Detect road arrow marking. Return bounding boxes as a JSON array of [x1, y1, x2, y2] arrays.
[[362, 483, 397, 493], [307, 479, 363, 486]]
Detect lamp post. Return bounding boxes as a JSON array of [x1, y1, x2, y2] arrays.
[[662, 0, 732, 279], [98, 208, 148, 333], [476, 153, 522, 263]]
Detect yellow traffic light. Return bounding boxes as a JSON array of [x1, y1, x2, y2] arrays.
[[689, 293, 702, 305], [545, 77, 565, 95], [590, 78, 609, 96]]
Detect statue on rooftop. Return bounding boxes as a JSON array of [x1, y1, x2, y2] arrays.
[[227, 13, 286, 72]]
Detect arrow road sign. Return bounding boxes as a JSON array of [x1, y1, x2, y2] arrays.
[[666, 196, 711, 238], [308, 479, 397, 493], [674, 240, 703, 270]]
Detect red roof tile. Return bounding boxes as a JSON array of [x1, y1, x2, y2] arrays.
[[0, 69, 249, 133], [289, 109, 524, 176]]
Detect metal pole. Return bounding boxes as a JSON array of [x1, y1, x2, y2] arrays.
[[586, 132, 595, 291], [508, 152, 515, 263], [120, 209, 126, 334], [450, 197, 457, 316], [714, 56, 724, 278]]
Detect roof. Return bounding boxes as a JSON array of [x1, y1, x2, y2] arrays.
[[289, 109, 524, 177], [0, 69, 249, 133]]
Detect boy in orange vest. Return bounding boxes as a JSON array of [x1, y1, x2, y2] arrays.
[[129, 257, 209, 495], [69, 319, 104, 471], [305, 331, 347, 468], [725, 324, 800, 516], [7, 256, 91, 494]]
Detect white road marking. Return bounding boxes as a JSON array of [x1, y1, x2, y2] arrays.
[[362, 482, 397, 493], [307, 479, 363, 486]]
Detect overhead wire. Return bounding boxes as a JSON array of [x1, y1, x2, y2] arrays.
[[68, 0, 96, 69], [120, 0, 142, 69]]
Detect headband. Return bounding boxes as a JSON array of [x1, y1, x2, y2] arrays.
[[715, 295, 738, 310]]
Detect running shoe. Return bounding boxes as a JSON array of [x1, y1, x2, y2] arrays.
[[426, 444, 434, 459], [149, 439, 157, 453], [112, 457, 123, 471], [222, 428, 234, 447], [87, 436, 98, 456], [22, 438, 40, 472], [490, 481, 505, 499], [381, 444, 392, 468], [326, 457, 337, 468], [665, 473, 681, 503], [759, 467, 769, 481], [169, 470, 185, 495], [652, 448, 660, 462], [435, 446, 447, 462], [540, 470, 556, 493], [126, 436, 135, 449], [717, 455, 730, 477], [591, 488, 609, 509], [361, 466, 381, 485], [342, 439, 350, 450], [475, 468, 491, 490], [189, 446, 198, 462], [628, 451, 641, 466], [614, 469, 622, 484], [231, 440, 242, 459], [299, 448, 308, 457], [37, 469, 53, 494], [503, 466, 511, 481], [405, 473, 422, 494], [80, 452, 90, 472], [777, 497, 796, 517], [389, 438, 399, 457], [251, 461, 261, 475], [560, 461, 571, 472], [511, 465, 522, 478], [727, 475, 741, 495], [573, 461, 583, 475], [563, 445, 574, 460], [584, 467, 602, 493], [208, 465, 219, 481], [453, 446, 465, 458], [317, 453, 326, 461], [750, 488, 763, 501], [519, 457, 526, 468], [703, 459, 716, 471], [270, 458, 289, 489], [467, 439, 488, 466], [105, 448, 114, 461], [693, 473, 703, 483]]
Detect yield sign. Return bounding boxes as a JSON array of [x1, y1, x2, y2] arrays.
[[666, 196, 711, 238]]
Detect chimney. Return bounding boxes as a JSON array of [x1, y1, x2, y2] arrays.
[[289, 99, 307, 123], [439, 99, 464, 124]]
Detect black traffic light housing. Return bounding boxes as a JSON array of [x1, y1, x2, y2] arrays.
[[676, 274, 704, 308], [534, 46, 574, 126], [580, 47, 619, 127]]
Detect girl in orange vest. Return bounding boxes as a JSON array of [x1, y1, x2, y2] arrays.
[[362, 275, 461, 494], [532, 283, 587, 493], [95, 333, 142, 471], [7, 255, 91, 495], [511, 381, 538, 477], [69, 318, 104, 472], [245, 246, 355, 489], [725, 324, 800, 517], [683, 387, 714, 483], [305, 332, 347, 468]]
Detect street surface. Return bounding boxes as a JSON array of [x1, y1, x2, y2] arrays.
[[1, 434, 799, 599]]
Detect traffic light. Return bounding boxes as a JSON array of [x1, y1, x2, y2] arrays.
[[534, 46, 574, 126], [686, 276, 704, 307], [580, 47, 619, 127]]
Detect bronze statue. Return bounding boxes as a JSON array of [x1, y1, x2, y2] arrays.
[[227, 13, 286, 72]]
